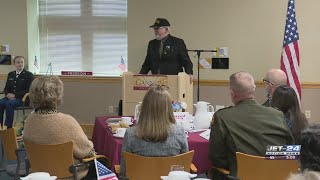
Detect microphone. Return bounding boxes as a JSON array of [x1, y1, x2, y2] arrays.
[[46, 63, 53, 75]]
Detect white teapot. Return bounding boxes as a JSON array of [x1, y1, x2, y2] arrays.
[[193, 101, 214, 129]]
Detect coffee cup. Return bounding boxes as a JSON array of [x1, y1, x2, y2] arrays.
[[115, 128, 127, 137], [121, 117, 132, 125], [20, 172, 57, 180]]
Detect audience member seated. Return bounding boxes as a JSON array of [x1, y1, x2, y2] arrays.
[[0, 56, 33, 128], [288, 171, 320, 180], [23, 76, 95, 180], [262, 69, 287, 106], [288, 124, 320, 180], [120, 86, 189, 177], [208, 71, 294, 179], [271, 85, 308, 141]]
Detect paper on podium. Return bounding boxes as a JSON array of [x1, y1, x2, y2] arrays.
[[199, 129, 211, 140]]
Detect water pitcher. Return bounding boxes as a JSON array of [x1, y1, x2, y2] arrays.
[[193, 101, 214, 129]]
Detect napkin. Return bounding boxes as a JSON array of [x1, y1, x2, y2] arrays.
[[108, 121, 130, 133], [199, 129, 211, 140]]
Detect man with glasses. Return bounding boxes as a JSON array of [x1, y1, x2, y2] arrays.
[[262, 69, 287, 106], [139, 18, 193, 84]]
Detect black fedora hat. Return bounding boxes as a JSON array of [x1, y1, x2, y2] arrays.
[[149, 18, 170, 28]]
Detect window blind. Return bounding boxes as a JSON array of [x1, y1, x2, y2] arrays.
[[39, 0, 127, 76]]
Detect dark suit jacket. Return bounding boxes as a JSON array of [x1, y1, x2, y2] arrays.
[[4, 69, 34, 99], [262, 99, 271, 107], [208, 99, 294, 177], [139, 35, 193, 75]]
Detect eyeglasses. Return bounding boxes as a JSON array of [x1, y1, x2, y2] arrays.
[[263, 78, 274, 86], [153, 27, 165, 30]]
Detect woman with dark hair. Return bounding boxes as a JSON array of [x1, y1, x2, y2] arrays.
[[271, 85, 308, 141], [287, 124, 320, 180]]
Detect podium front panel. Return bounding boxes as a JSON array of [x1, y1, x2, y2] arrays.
[[122, 72, 193, 116]]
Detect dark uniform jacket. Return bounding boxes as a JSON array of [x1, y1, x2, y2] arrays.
[[139, 35, 193, 75], [4, 69, 34, 99], [208, 99, 294, 177]]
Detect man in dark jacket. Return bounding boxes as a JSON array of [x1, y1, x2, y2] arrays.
[[139, 18, 193, 83], [0, 56, 34, 128], [262, 69, 287, 106], [208, 71, 294, 179]]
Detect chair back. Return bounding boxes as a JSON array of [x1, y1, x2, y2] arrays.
[[24, 140, 74, 178], [0, 128, 19, 160], [236, 152, 299, 180], [80, 124, 94, 140], [124, 150, 194, 180]]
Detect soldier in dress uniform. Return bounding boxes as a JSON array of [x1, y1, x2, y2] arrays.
[[208, 71, 293, 179], [0, 56, 34, 128]]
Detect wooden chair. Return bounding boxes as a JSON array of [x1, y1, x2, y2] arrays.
[[15, 93, 33, 121], [0, 92, 33, 128], [80, 124, 94, 140], [115, 150, 197, 180], [236, 152, 299, 180], [23, 140, 110, 180], [0, 128, 27, 179]]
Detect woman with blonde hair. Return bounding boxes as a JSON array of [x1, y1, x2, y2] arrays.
[[23, 76, 95, 179], [120, 86, 189, 176]]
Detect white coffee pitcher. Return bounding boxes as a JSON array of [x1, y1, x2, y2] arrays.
[[193, 101, 214, 129], [134, 102, 142, 121]]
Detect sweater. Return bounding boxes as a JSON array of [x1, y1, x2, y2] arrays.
[[23, 112, 94, 180]]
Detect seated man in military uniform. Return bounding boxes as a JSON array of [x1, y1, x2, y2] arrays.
[[0, 56, 34, 128], [208, 71, 294, 179]]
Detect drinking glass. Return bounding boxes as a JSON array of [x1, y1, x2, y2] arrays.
[[170, 165, 184, 171]]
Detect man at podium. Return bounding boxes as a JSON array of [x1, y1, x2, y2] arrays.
[[139, 18, 193, 83]]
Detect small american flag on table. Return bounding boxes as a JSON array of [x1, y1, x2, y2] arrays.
[[94, 158, 118, 180]]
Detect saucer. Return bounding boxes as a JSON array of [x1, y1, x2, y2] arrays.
[[125, 122, 133, 126], [113, 134, 125, 138]]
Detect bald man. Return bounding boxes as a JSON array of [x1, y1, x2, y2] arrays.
[[208, 71, 293, 179], [262, 69, 288, 106]]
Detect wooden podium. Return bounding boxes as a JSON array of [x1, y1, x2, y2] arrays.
[[122, 72, 193, 116]]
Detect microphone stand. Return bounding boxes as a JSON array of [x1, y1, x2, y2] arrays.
[[188, 49, 217, 102]]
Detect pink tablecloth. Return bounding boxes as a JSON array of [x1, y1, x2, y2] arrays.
[[92, 116, 212, 173]]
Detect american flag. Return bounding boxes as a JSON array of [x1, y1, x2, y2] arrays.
[[34, 56, 39, 69], [280, 0, 301, 100], [118, 56, 126, 71], [94, 159, 118, 180]]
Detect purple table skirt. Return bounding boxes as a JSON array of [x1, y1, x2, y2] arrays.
[[92, 116, 211, 173]]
